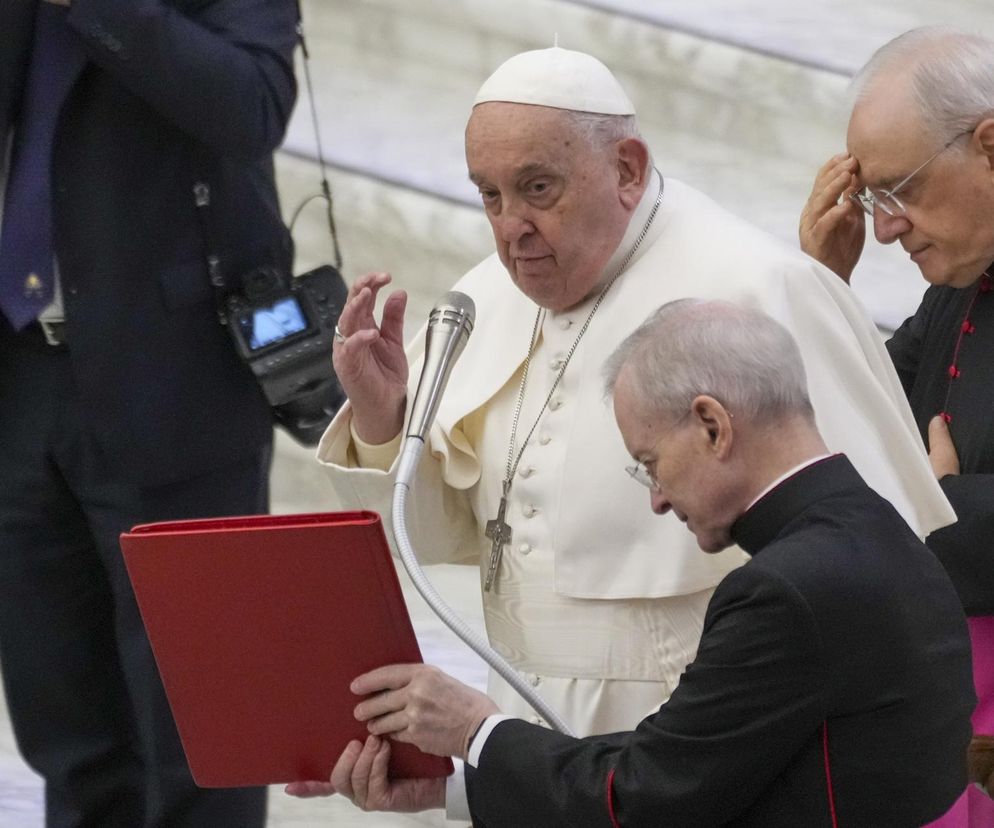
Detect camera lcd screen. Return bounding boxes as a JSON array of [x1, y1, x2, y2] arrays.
[[241, 297, 309, 351]]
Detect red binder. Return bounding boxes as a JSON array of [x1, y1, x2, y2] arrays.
[[120, 511, 452, 787]]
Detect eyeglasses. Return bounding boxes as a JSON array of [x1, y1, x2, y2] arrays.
[[625, 408, 734, 490], [849, 128, 974, 217], [626, 421, 682, 492], [625, 410, 711, 491], [626, 460, 660, 491]]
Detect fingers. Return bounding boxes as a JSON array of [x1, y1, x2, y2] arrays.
[[928, 414, 960, 478], [350, 735, 386, 810], [345, 272, 392, 307], [811, 169, 857, 218], [285, 738, 368, 800], [335, 286, 377, 340], [336, 272, 392, 339], [354, 686, 406, 723], [804, 156, 858, 223], [284, 779, 337, 798], [365, 738, 395, 804], [798, 153, 866, 282], [351, 663, 422, 696], [365, 710, 412, 738], [811, 153, 857, 197], [378, 290, 409, 347], [807, 199, 861, 239], [329, 739, 365, 801]]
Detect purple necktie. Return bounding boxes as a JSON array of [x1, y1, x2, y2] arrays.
[[0, 4, 86, 330]]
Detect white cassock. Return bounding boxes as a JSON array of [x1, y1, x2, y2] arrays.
[[317, 171, 954, 737]]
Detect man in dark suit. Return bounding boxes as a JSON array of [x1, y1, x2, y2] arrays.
[[289, 299, 977, 826], [0, 0, 298, 824]]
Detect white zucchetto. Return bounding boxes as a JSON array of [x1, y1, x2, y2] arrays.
[[473, 47, 636, 115]]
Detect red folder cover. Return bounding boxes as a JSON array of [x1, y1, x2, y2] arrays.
[[120, 511, 452, 787]]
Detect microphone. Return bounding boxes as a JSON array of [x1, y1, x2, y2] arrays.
[[391, 290, 572, 735], [406, 291, 476, 442]]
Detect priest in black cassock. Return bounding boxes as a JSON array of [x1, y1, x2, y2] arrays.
[[288, 299, 975, 827], [800, 26, 994, 818]]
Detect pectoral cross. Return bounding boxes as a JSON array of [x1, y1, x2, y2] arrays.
[[484, 481, 513, 591]]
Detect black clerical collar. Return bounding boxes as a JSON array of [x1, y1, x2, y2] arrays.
[[730, 454, 863, 556]]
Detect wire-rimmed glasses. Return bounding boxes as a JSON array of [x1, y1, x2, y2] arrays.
[[849, 128, 974, 217]]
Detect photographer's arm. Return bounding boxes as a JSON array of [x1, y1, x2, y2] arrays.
[[64, 0, 298, 158]]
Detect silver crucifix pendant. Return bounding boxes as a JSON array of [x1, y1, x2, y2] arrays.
[[484, 483, 513, 591]]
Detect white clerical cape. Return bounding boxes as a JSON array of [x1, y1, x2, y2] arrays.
[[317, 174, 953, 734]]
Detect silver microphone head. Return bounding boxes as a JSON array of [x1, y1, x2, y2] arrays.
[[406, 291, 476, 441]]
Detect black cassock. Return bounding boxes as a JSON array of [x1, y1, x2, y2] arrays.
[[887, 272, 994, 615], [465, 456, 974, 827]]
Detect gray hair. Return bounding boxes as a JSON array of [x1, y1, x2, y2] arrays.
[[561, 111, 653, 172], [603, 299, 814, 424], [851, 27, 994, 142], [563, 111, 641, 150]]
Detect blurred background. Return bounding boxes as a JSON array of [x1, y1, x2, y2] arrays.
[[3, 1, 993, 824]]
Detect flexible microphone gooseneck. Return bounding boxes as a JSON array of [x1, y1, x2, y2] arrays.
[[392, 291, 572, 736]]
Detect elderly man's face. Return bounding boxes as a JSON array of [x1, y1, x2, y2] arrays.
[[465, 102, 635, 312], [613, 372, 742, 553], [847, 80, 994, 288]]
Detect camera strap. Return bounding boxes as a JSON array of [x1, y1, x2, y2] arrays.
[[291, 3, 343, 272]]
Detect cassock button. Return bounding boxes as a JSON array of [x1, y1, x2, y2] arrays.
[[523, 504, 538, 518], [948, 365, 961, 378], [529, 674, 542, 687], [518, 543, 531, 556], [518, 466, 535, 479], [549, 358, 564, 370], [539, 434, 551, 445], [529, 716, 544, 725], [558, 318, 572, 331], [962, 320, 976, 334], [549, 398, 564, 411]]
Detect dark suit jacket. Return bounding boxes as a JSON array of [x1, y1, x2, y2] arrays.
[[467, 456, 975, 827], [2, 0, 298, 486]]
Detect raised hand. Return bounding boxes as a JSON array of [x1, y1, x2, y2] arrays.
[[332, 272, 409, 445], [799, 153, 867, 283]]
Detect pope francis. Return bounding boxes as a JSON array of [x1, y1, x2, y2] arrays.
[[318, 47, 954, 746]]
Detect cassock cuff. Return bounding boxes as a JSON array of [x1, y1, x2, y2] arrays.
[[467, 714, 515, 767], [350, 420, 403, 471]]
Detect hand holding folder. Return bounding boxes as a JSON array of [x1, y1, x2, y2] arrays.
[[120, 511, 452, 787]]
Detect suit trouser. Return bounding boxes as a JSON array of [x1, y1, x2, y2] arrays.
[[0, 325, 269, 828]]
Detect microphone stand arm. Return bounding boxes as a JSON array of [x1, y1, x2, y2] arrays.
[[393, 437, 574, 736]]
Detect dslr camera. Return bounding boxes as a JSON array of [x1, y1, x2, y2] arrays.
[[226, 264, 348, 446]]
